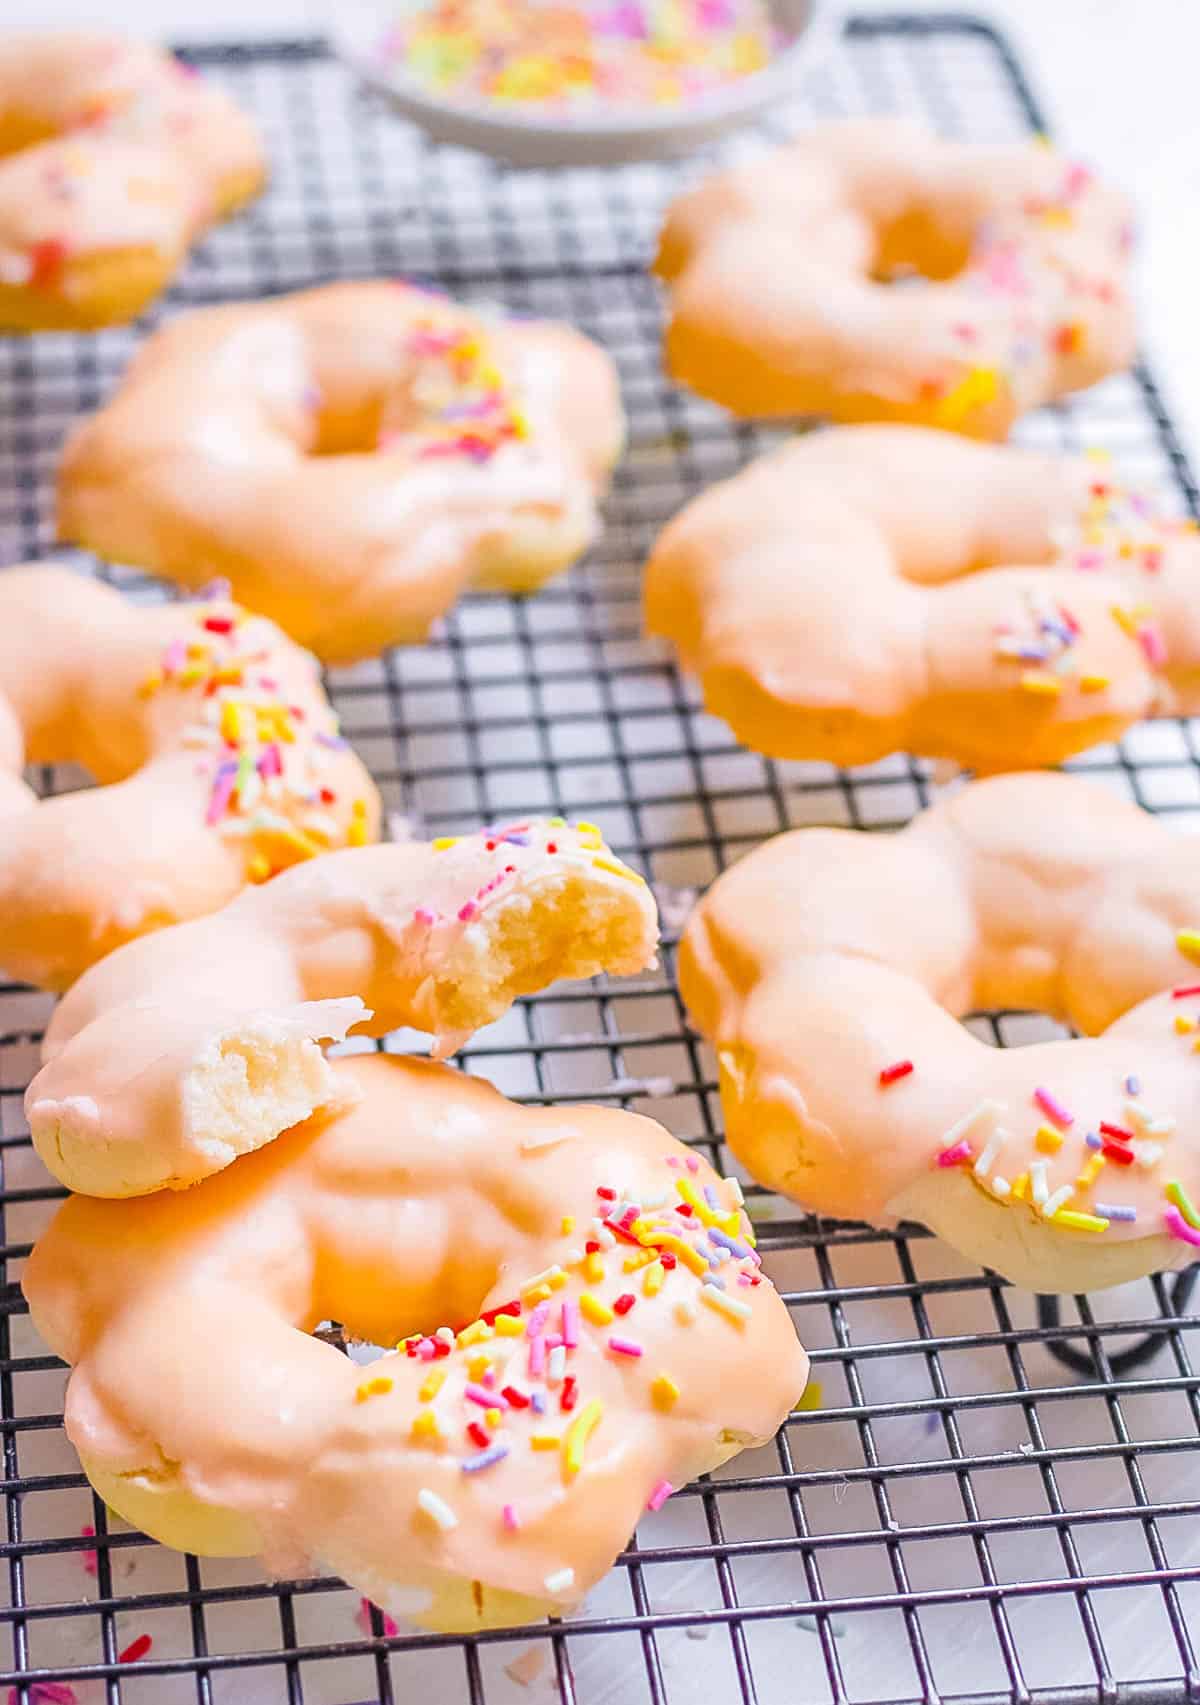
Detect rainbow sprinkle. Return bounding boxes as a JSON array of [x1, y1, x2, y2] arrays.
[[373, 0, 775, 114], [398, 310, 529, 464]]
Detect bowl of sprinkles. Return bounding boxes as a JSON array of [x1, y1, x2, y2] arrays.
[[334, 0, 839, 165]]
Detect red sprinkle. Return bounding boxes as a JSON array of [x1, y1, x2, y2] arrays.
[[675, 1203, 694, 1217], [202, 615, 234, 634], [1172, 985, 1200, 999], [29, 237, 68, 290], [1101, 1142, 1136, 1167], [118, 1635, 152, 1664], [1099, 1121, 1134, 1144], [433, 1337, 451, 1358], [584, 1240, 601, 1254], [596, 1187, 616, 1202], [546, 842, 558, 854], [613, 1294, 636, 1316], [467, 1421, 491, 1449], [879, 1060, 915, 1087], [560, 1376, 578, 1412], [501, 1385, 529, 1408], [660, 1251, 677, 1270], [481, 1300, 521, 1325]]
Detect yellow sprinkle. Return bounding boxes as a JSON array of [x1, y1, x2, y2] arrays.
[[549, 1268, 568, 1290], [1177, 930, 1200, 964], [186, 641, 208, 660], [1080, 674, 1110, 693], [433, 836, 459, 851], [623, 1249, 656, 1272], [584, 1252, 606, 1284], [137, 672, 162, 698], [575, 820, 603, 838], [1175, 1014, 1196, 1035], [1035, 1125, 1064, 1156], [1111, 604, 1138, 637], [579, 1293, 614, 1327], [796, 1381, 823, 1413], [352, 797, 367, 817], [485, 1407, 502, 1428], [1010, 1172, 1030, 1203], [530, 1433, 561, 1451], [456, 1320, 493, 1348], [651, 1374, 679, 1409], [1020, 672, 1063, 698], [1192, 1035, 1200, 1054], [1076, 1153, 1106, 1190], [466, 1352, 491, 1381], [641, 1232, 708, 1276], [411, 1408, 441, 1442], [494, 1312, 524, 1337], [247, 853, 272, 883], [418, 1369, 446, 1403], [593, 855, 646, 884], [643, 1261, 666, 1298], [355, 1376, 393, 1404], [219, 700, 243, 743], [561, 1397, 604, 1482], [524, 1284, 552, 1305], [932, 364, 999, 429], [348, 817, 369, 848], [1054, 1208, 1110, 1233], [561, 1216, 575, 1236]]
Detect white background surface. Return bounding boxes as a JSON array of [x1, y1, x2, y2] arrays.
[[9, 0, 1200, 466]]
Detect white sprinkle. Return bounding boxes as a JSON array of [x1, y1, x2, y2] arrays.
[[544, 1568, 576, 1596], [608, 1075, 675, 1098], [1145, 1117, 1177, 1138], [640, 1190, 670, 1210], [991, 1176, 1012, 1198], [435, 1326, 455, 1346], [417, 1489, 458, 1532], [592, 1221, 616, 1250], [973, 1126, 1009, 1179], [547, 1345, 566, 1385], [942, 1099, 1005, 1150], [1043, 1185, 1074, 1219], [1134, 1141, 1165, 1169], [700, 1286, 753, 1324], [726, 1177, 745, 1208], [520, 1126, 580, 1152], [1029, 1160, 1049, 1208], [562, 1248, 583, 1266]]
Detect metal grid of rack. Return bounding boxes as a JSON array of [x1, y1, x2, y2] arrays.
[[3, 15, 1200, 1704]]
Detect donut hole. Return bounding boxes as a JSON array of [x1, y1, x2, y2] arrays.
[[870, 205, 975, 285]]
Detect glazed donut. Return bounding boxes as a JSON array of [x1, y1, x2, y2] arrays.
[[25, 1052, 806, 1630], [655, 119, 1134, 435], [29, 817, 659, 1197], [645, 427, 1200, 771], [681, 772, 1200, 1292], [57, 281, 625, 662], [0, 33, 264, 330], [0, 567, 378, 993]]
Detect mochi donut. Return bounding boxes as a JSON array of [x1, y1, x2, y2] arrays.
[[655, 119, 1135, 435], [57, 281, 625, 662], [645, 427, 1200, 771], [0, 32, 264, 330], [25, 1052, 807, 1630], [0, 567, 378, 993], [681, 772, 1200, 1292], [29, 818, 658, 1197]]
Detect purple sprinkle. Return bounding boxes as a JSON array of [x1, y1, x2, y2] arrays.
[[461, 1443, 509, 1474], [703, 1185, 720, 1210], [503, 832, 531, 846], [701, 1271, 726, 1290], [315, 732, 349, 750], [1094, 1203, 1138, 1223], [1125, 1075, 1141, 1096], [709, 1227, 751, 1258], [1086, 1131, 1103, 1151], [530, 1391, 547, 1414]]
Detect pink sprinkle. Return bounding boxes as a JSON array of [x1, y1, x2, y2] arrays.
[[355, 1596, 399, 1638], [686, 1156, 700, 1174], [257, 742, 283, 779], [666, 1156, 680, 1169], [502, 1504, 520, 1531], [1139, 623, 1168, 668], [1075, 549, 1105, 571], [1034, 1087, 1074, 1129], [7, 1686, 77, 1705], [80, 1523, 97, 1577], [528, 1337, 547, 1378], [608, 1336, 644, 1358], [416, 1338, 436, 1361], [466, 1383, 508, 1409], [458, 900, 478, 922], [162, 637, 186, 676], [205, 765, 237, 826], [413, 906, 436, 927], [1165, 1206, 1200, 1247], [542, 1332, 563, 1353], [646, 1479, 673, 1512], [561, 1301, 579, 1349], [937, 1139, 973, 1168], [525, 1302, 550, 1337]]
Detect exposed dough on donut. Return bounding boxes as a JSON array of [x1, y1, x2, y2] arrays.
[[57, 281, 625, 661], [680, 772, 1200, 1291], [655, 119, 1134, 434], [29, 818, 660, 1197], [24, 1053, 807, 1630], [0, 567, 378, 992], [0, 33, 264, 330], [645, 426, 1200, 770]]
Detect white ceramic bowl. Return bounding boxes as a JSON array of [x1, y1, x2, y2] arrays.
[[331, 0, 841, 167]]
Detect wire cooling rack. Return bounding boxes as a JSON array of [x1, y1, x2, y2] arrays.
[[3, 14, 1200, 1705]]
